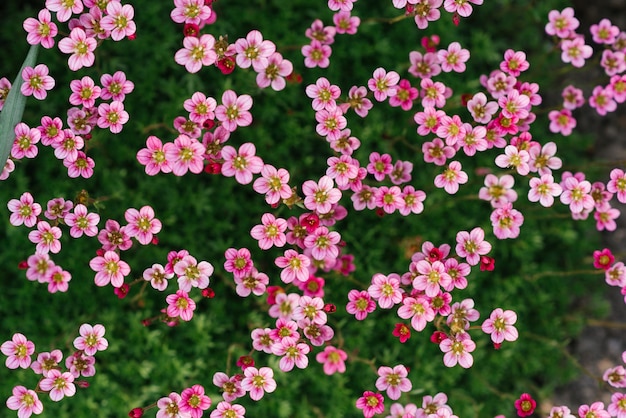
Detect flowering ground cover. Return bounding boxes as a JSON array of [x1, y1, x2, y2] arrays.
[[0, 0, 625, 417]]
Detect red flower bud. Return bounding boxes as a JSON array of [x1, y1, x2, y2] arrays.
[[114, 283, 130, 299], [201, 288, 215, 298], [76, 380, 90, 388], [430, 331, 447, 344], [183, 23, 200, 37], [323, 303, 336, 313], [128, 407, 144, 417], [17, 260, 28, 270]]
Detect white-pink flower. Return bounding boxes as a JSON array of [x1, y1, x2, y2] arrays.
[[45, 0, 83, 22], [89, 250, 131, 287], [455, 227, 491, 266], [73, 323, 108, 355], [440, 333, 475, 368], [6, 385, 44, 417], [215, 90, 253, 132], [528, 174, 562, 207], [124, 206, 162, 245], [434, 161, 468, 194], [368, 67, 399, 102], [241, 367, 276, 401], [481, 308, 518, 343], [64, 203, 99, 237], [39, 370, 76, 401], [23, 8, 58, 48], [58, 28, 97, 70], [164, 134, 206, 176], [235, 30, 276, 71], [175, 34, 217, 73], [21, 64, 55, 100], [275, 249, 311, 283], [171, 0, 212, 25], [302, 175, 342, 214], [221, 142, 264, 185], [1, 333, 35, 369], [250, 213, 287, 249], [166, 290, 196, 321], [375, 365, 412, 400], [100, 1, 136, 41]]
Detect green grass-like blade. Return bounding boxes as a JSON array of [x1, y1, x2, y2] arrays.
[[0, 44, 39, 171]]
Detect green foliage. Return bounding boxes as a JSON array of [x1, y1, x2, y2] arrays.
[[0, 1, 618, 417]]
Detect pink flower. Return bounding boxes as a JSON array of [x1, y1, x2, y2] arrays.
[[376, 365, 412, 400], [90, 250, 131, 287], [562, 85, 585, 109], [302, 40, 332, 68], [137, 135, 172, 175], [413, 0, 443, 29], [210, 401, 246, 418], [434, 161, 468, 194], [500, 49, 529, 77], [64, 151, 95, 179], [156, 392, 188, 418], [221, 142, 263, 185], [58, 28, 97, 70], [421, 78, 448, 108], [346, 289, 376, 320], [45, 0, 83, 22], [412, 260, 451, 297], [607, 168, 626, 203], [253, 164, 292, 205], [315, 105, 347, 140], [64, 204, 99, 237], [69, 76, 101, 108], [367, 152, 393, 182], [180, 385, 211, 418], [166, 290, 197, 321], [589, 85, 617, 116], [21, 64, 55, 100], [174, 255, 213, 291], [6, 385, 43, 417], [545, 7, 579, 38], [302, 175, 342, 214], [422, 137, 455, 166], [125, 206, 162, 245], [560, 36, 593, 68], [65, 351, 95, 378], [73, 324, 108, 355], [305, 19, 336, 45], [591, 18, 619, 44], [1, 333, 35, 369], [374, 186, 403, 214], [333, 11, 360, 34], [23, 8, 58, 48], [594, 202, 620, 232], [46, 265, 72, 293], [250, 213, 287, 249], [224, 248, 253, 279], [608, 393, 626, 417], [438, 42, 470, 73], [528, 174, 562, 207], [8, 192, 42, 227], [11, 122, 40, 160], [100, 71, 134, 101], [303, 226, 341, 260], [481, 308, 518, 343], [609, 75, 626, 103], [28, 221, 62, 254], [175, 34, 217, 73], [171, 0, 212, 25], [549, 108, 577, 136], [345, 85, 373, 117], [389, 79, 418, 110], [256, 52, 293, 91], [499, 89, 530, 120], [215, 90, 253, 132], [39, 370, 76, 401], [275, 249, 311, 283], [455, 227, 491, 266], [368, 67, 399, 102], [316, 346, 347, 375], [490, 202, 524, 239], [356, 391, 385, 418], [164, 134, 206, 176], [272, 339, 310, 372], [184, 92, 217, 124], [560, 176, 594, 214], [440, 333, 475, 368], [408, 51, 441, 79], [514, 393, 537, 417], [235, 30, 276, 71], [143, 264, 173, 291], [241, 367, 276, 401], [478, 174, 517, 208], [368, 273, 403, 309], [306, 77, 341, 111], [399, 185, 426, 215], [397, 296, 435, 331], [495, 145, 530, 175], [97, 100, 129, 133], [443, 0, 482, 17], [31, 350, 63, 376], [100, 1, 136, 41]]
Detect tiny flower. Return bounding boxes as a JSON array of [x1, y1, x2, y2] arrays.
[[1, 333, 35, 369], [481, 308, 518, 343], [100, 1, 136, 41], [6, 385, 43, 417], [73, 324, 108, 355], [514, 393, 536, 417], [180, 385, 211, 418], [23, 8, 58, 48], [241, 366, 277, 401], [39, 370, 76, 401], [356, 391, 385, 418], [21, 64, 55, 100], [166, 290, 197, 321], [58, 28, 97, 70]]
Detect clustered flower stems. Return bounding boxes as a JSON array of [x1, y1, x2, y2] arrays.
[[1, 0, 626, 418]]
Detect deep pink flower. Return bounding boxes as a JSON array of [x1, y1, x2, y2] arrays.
[[438, 42, 470, 73], [356, 391, 385, 418], [346, 289, 376, 320], [166, 290, 196, 321], [58, 28, 97, 70], [306, 77, 341, 111], [64, 151, 95, 179], [421, 78, 448, 108], [69, 76, 101, 108], [408, 51, 441, 79], [500, 49, 529, 77], [514, 393, 536, 417], [164, 134, 206, 176], [589, 85, 617, 116], [180, 385, 211, 418], [305, 19, 336, 45], [46, 265, 72, 293], [591, 18, 620, 44], [21, 64, 55, 100], [11, 122, 40, 160]]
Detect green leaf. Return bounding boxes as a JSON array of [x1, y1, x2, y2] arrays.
[[0, 44, 39, 171]]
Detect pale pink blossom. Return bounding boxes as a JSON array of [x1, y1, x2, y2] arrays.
[[250, 213, 287, 249], [23, 8, 58, 48], [443, 0, 482, 18], [528, 174, 562, 207], [333, 11, 360, 34], [302, 175, 342, 214], [241, 367, 276, 401], [316, 345, 347, 375], [467, 92, 496, 123], [137, 135, 172, 175], [221, 142, 263, 185], [224, 248, 253, 280], [545, 7, 579, 38], [156, 392, 190, 418], [376, 365, 412, 400], [412, 0, 443, 29], [607, 168, 626, 203], [100, 1, 136, 41], [256, 52, 292, 91], [481, 308, 518, 343], [589, 85, 617, 116], [345, 85, 372, 117], [549, 108, 576, 136], [11, 122, 40, 160], [1, 333, 35, 369], [45, 0, 83, 22], [215, 90, 253, 132], [434, 161, 468, 194], [495, 145, 530, 175], [275, 250, 311, 283], [90, 250, 131, 287], [64, 203, 99, 237], [253, 164, 292, 205], [73, 324, 108, 355], [28, 221, 62, 254], [368, 67, 400, 102], [421, 137, 454, 166], [8, 192, 41, 227], [272, 339, 310, 372], [305, 19, 336, 45], [143, 264, 173, 291], [64, 151, 95, 178], [591, 18, 620, 44], [58, 28, 97, 70], [6, 385, 43, 417], [302, 40, 332, 68], [560, 176, 594, 214], [235, 30, 276, 71], [69, 76, 101, 108], [346, 289, 376, 320], [368, 273, 403, 309], [100, 71, 134, 101], [180, 385, 211, 418], [306, 77, 341, 111], [438, 42, 470, 73], [174, 255, 213, 292], [594, 202, 620, 231], [500, 49, 529, 77], [175, 34, 217, 73], [440, 333, 475, 368], [39, 370, 76, 401], [420, 78, 447, 108], [171, 0, 212, 25], [97, 100, 129, 133], [560, 36, 593, 68], [490, 202, 524, 239], [455, 227, 491, 265]]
